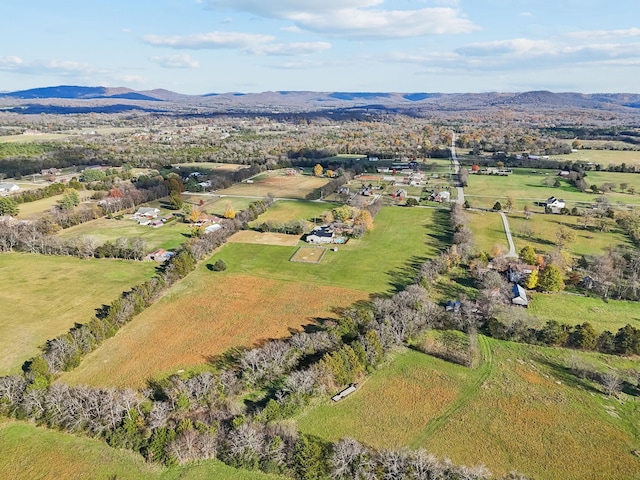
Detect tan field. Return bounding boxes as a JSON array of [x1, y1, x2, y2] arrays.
[[217, 174, 330, 199], [228, 230, 301, 246], [62, 273, 368, 388]]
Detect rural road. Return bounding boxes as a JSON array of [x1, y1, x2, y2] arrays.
[[450, 133, 465, 205], [498, 211, 518, 258]]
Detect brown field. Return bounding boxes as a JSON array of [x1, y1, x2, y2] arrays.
[[217, 175, 330, 199], [62, 273, 368, 388], [290, 246, 327, 263], [178, 162, 250, 172], [228, 230, 301, 246]]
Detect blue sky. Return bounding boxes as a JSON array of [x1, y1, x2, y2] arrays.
[[1, 0, 639, 94]]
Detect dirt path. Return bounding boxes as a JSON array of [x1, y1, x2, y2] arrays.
[[409, 335, 494, 448]]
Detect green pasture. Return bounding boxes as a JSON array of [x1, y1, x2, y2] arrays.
[[529, 293, 640, 332], [464, 168, 640, 211], [0, 252, 156, 374], [298, 338, 640, 480], [466, 210, 509, 254], [212, 206, 446, 294], [249, 199, 336, 225], [507, 212, 632, 257], [58, 216, 192, 252], [15, 194, 65, 218], [0, 420, 286, 480], [561, 148, 640, 166]]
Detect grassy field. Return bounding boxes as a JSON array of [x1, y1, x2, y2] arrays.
[[209, 207, 445, 293], [529, 293, 640, 332], [62, 273, 368, 389], [217, 173, 330, 199], [249, 199, 334, 225], [0, 420, 286, 480], [62, 206, 444, 388], [464, 168, 640, 210], [59, 216, 192, 252], [298, 339, 640, 480], [507, 212, 632, 257], [184, 195, 257, 217], [228, 230, 301, 246], [0, 253, 156, 375], [15, 194, 65, 218], [466, 210, 509, 254], [561, 148, 640, 167], [176, 162, 249, 172]]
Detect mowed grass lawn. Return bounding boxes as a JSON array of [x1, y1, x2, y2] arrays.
[[0, 253, 156, 374], [15, 194, 65, 218], [298, 339, 640, 480], [249, 199, 336, 225], [529, 293, 640, 332], [507, 212, 632, 256], [466, 210, 509, 254], [0, 420, 286, 480], [214, 207, 445, 293], [464, 168, 640, 210], [58, 216, 192, 252], [62, 273, 369, 389]]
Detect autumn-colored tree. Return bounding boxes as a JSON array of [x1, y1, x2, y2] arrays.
[[525, 269, 538, 289], [223, 203, 235, 219], [325, 169, 335, 178], [354, 209, 374, 231], [313, 164, 323, 177], [109, 188, 123, 198], [555, 226, 576, 249], [505, 196, 514, 212], [523, 205, 532, 219], [189, 208, 202, 224]]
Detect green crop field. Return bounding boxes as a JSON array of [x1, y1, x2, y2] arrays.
[[507, 212, 632, 257], [0, 420, 286, 480], [58, 216, 192, 252], [464, 168, 640, 210], [210, 206, 446, 293], [529, 293, 640, 332], [298, 338, 640, 480], [0, 253, 156, 374]]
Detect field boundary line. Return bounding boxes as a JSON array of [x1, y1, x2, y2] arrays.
[[409, 335, 494, 448]]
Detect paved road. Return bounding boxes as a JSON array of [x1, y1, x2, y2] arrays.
[[450, 133, 465, 205], [498, 211, 518, 258]]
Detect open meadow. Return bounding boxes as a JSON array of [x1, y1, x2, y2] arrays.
[[176, 162, 250, 172], [61, 206, 444, 388], [507, 212, 632, 257], [0, 253, 156, 375], [15, 194, 65, 218], [466, 210, 509, 254], [249, 199, 333, 225], [209, 206, 445, 293], [61, 273, 368, 388], [529, 293, 640, 332], [59, 216, 192, 252], [561, 148, 640, 167], [0, 420, 286, 480], [297, 338, 640, 480], [217, 172, 331, 199], [464, 168, 640, 210]]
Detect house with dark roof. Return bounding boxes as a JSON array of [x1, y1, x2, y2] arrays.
[[306, 225, 335, 244]]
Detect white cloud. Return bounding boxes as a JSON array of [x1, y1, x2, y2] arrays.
[[456, 38, 556, 57], [142, 31, 274, 49], [280, 25, 302, 33], [251, 41, 331, 56], [520, 12, 532, 17], [290, 7, 478, 38], [206, 1, 478, 38], [151, 53, 200, 68], [0, 56, 24, 69], [566, 27, 640, 39]]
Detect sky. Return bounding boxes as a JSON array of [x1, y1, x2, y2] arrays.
[[1, 0, 639, 94]]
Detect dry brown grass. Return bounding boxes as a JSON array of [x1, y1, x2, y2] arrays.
[[228, 230, 300, 246], [62, 273, 367, 388], [290, 246, 327, 263], [217, 175, 330, 199]]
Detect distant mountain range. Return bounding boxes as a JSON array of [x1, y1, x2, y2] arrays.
[[2, 85, 640, 115]]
